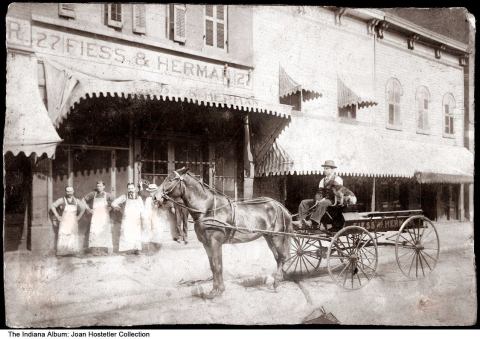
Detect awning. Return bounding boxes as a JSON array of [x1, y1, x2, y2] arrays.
[[4, 53, 62, 158], [256, 117, 474, 183], [43, 59, 292, 128], [279, 65, 322, 102], [337, 76, 377, 109]]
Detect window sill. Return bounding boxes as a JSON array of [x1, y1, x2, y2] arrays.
[[416, 129, 430, 135], [442, 133, 456, 139], [386, 124, 403, 131]]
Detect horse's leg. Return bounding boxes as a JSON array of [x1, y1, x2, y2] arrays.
[[263, 235, 286, 287], [204, 231, 226, 299]]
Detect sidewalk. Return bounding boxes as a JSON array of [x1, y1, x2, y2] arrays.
[[4, 221, 475, 327]]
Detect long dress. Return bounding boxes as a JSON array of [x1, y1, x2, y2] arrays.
[[88, 192, 113, 250], [143, 196, 165, 244], [57, 198, 80, 256], [115, 195, 144, 252]]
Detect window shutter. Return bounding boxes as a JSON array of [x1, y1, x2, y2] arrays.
[[58, 3, 75, 18], [107, 4, 123, 28], [173, 4, 186, 43], [216, 22, 225, 49], [133, 4, 146, 34], [204, 19, 213, 46]]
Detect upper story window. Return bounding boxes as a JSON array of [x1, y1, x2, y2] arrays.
[[443, 93, 456, 136], [168, 4, 187, 43], [106, 4, 123, 29], [132, 4, 146, 34], [416, 86, 430, 132], [205, 5, 227, 50], [58, 3, 75, 19], [386, 78, 403, 128]]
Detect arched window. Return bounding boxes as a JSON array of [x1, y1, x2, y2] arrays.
[[416, 86, 430, 131], [386, 78, 403, 127], [443, 93, 456, 135]]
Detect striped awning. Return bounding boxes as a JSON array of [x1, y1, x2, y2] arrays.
[[279, 65, 322, 102], [4, 53, 62, 158], [337, 76, 377, 109], [256, 117, 474, 183], [43, 59, 293, 128]]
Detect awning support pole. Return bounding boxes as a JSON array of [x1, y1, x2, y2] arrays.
[[243, 113, 255, 199], [111, 150, 116, 197], [67, 146, 73, 186], [371, 177, 376, 212], [469, 183, 473, 222], [128, 116, 134, 182], [459, 183, 465, 222]]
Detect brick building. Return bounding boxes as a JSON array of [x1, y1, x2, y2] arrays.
[[253, 7, 474, 222], [4, 4, 292, 253]]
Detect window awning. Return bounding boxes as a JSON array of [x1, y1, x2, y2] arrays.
[[43, 59, 292, 128], [279, 65, 322, 102], [256, 117, 473, 184], [337, 76, 377, 109], [4, 53, 62, 158]]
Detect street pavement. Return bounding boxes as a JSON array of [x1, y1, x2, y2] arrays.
[[4, 221, 476, 327]]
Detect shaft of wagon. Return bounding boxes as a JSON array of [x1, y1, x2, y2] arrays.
[[202, 218, 331, 241]]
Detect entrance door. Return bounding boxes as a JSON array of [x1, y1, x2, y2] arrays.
[[4, 153, 32, 251]]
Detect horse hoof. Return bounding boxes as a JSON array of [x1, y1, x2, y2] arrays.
[[204, 288, 224, 299]]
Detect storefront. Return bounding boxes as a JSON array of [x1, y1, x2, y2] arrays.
[[4, 16, 292, 253], [256, 117, 474, 222]]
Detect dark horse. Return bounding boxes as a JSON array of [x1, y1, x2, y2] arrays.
[[155, 168, 293, 299]]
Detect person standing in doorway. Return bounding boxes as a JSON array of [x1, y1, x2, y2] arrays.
[[50, 186, 85, 257], [112, 183, 144, 255], [82, 181, 115, 256]]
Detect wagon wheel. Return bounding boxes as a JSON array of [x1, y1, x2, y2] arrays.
[[395, 215, 440, 279], [327, 226, 378, 290], [284, 236, 326, 276]]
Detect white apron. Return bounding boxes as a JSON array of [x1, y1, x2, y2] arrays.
[[143, 197, 164, 244], [118, 196, 144, 252], [88, 192, 113, 249], [57, 198, 80, 255]]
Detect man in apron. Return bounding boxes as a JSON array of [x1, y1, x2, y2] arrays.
[[50, 186, 85, 256], [82, 181, 115, 256], [142, 183, 164, 253], [112, 183, 144, 255]]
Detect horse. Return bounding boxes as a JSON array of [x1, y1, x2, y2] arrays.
[[155, 167, 293, 299]]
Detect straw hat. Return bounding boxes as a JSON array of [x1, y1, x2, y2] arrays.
[[146, 183, 159, 192], [321, 160, 337, 168]]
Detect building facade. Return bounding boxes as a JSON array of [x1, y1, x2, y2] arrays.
[[253, 7, 474, 222], [4, 4, 292, 253]]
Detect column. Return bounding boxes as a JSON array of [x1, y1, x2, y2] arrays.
[[371, 177, 376, 212], [133, 138, 141, 186], [469, 183, 473, 221], [128, 118, 134, 182], [448, 184, 454, 220], [208, 142, 215, 186], [436, 185, 442, 221], [243, 114, 254, 199], [111, 150, 116, 197], [30, 157, 55, 253], [67, 146, 73, 186], [459, 183, 465, 222]]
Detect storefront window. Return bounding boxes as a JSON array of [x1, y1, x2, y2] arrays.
[[141, 138, 169, 185]]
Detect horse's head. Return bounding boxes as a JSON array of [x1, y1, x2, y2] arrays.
[[154, 167, 190, 204]]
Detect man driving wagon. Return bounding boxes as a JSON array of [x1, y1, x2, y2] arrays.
[[298, 160, 356, 229]]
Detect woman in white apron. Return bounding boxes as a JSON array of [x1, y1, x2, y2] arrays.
[[82, 181, 114, 255], [50, 186, 85, 256], [112, 183, 144, 254]]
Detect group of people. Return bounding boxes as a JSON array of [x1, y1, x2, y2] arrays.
[[50, 180, 188, 257]]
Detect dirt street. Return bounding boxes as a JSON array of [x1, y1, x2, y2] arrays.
[[4, 221, 476, 327]]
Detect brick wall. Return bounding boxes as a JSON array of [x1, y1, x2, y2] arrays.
[[252, 6, 466, 149]]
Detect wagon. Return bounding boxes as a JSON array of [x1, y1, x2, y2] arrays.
[[284, 205, 440, 289]]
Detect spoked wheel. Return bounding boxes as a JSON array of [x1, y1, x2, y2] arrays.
[[284, 236, 326, 276], [395, 216, 440, 279], [327, 226, 378, 290]]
